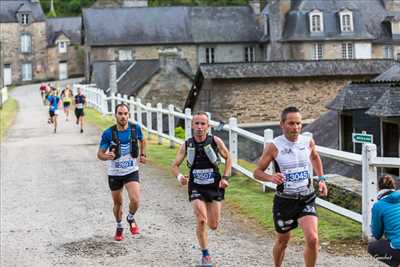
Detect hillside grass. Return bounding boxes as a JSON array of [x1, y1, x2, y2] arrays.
[[0, 98, 18, 140]]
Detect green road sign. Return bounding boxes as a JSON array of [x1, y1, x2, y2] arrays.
[[352, 133, 373, 144]]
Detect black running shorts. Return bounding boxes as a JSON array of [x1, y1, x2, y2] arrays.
[[108, 171, 139, 191], [272, 193, 317, 233], [75, 108, 84, 118], [188, 185, 224, 202]]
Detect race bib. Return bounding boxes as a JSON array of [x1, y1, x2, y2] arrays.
[[283, 166, 310, 190], [76, 103, 83, 109], [192, 168, 215, 185], [54, 110, 59, 115]]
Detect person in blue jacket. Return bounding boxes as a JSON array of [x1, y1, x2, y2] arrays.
[[368, 175, 400, 267]]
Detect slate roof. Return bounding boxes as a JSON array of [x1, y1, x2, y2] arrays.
[[0, 0, 46, 23], [267, 0, 399, 43], [198, 59, 397, 79], [47, 17, 82, 46], [82, 6, 261, 46], [366, 87, 400, 117], [373, 63, 400, 81], [326, 81, 391, 111]]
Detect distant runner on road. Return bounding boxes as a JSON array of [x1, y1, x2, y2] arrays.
[[171, 112, 232, 267], [253, 106, 328, 267], [97, 103, 147, 241], [47, 88, 60, 134], [74, 87, 86, 133]]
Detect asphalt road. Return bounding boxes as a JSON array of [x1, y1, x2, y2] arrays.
[[0, 82, 381, 266]]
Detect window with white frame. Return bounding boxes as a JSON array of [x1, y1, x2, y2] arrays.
[[313, 43, 324, 60], [22, 63, 32, 81], [309, 9, 323, 33], [58, 41, 67, 53], [384, 45, 393, 59], [118, 49, 133, 61], [245, 46, 255, 62], [20, 34, 31, 53], [342, 42, 353, 59], [205, 47, 215, 63], [340, 10, 353, 32], [21, 13, 29, 25]]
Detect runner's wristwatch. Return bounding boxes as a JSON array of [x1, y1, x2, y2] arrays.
[[318, 175, 327, 182], [222, 176, 230, 181]]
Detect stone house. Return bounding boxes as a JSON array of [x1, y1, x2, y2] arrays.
[[186, 59, 397, 123], [46, 17, 84, 80], [82, 0, 263, 81], [0, 0, 48, 85], [91, 48, 193, 110], [0, 0, 84, 85], [327, 64, 400, 176], [264, 0, 400, 61]]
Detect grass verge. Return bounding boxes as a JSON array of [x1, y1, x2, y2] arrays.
[[86, 108, 363, 252], [0, 98, 18, 140]]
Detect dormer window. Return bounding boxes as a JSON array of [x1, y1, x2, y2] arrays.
[[309, 9, 324, 33], [21, 13, 29, 25], [58, 41, 67, 53], [340, 9, 353, 32]]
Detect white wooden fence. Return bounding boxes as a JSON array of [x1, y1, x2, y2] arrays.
[[0, 87, 8, 106], [76, 84, 400, 240]]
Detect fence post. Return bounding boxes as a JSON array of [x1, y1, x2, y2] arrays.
[[123, 94, 128, 106], [110, 92, 116, 115], [362, 143, 378, 241], [116, 93, 122, 105], [185, 108, 192, 140], [136, 98, 142, 125], [168, 104, 175, 148], [157, 103, 163, 145], [229, 118, 238, 167], [206, 112, 212, 135], [146, 103, 152, 140], [129, 96, 135, 122], [101, 90, 107, 115]]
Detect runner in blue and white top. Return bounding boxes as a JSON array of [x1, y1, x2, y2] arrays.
[[47, 88, 60, 133], [97, 103, 146, 241], [254, 106, 328, 267]]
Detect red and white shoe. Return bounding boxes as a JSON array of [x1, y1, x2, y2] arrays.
[[114, 227, 124, 241]]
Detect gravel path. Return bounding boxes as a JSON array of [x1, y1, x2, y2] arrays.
[[1, 82, 381, 266]]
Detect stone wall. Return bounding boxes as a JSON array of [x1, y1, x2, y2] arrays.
[[194, 75, 372, 123], [137, 65, 192, 111], [89, 45, 197, 73], [0, 22, 48, 84], [48, 45, 85, 80]]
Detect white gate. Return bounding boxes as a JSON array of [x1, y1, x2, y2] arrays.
[[4, 65, 11, 85], [59, 62, 68, 80]]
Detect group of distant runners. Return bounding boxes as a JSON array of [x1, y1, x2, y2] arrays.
[[39, 82, 86, 133]]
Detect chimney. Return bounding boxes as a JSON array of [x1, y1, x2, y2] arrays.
[[249, 0, 261, 15], [122, 0, 148, 7], [266, 0, 292, 60], [158, 48, 180, 73], [384, 0, 400, 11], [109, 62, 117, 95]]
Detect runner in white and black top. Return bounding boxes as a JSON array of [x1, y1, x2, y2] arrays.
[[171, 112, 232, 267], [254, 106, 328, 267]]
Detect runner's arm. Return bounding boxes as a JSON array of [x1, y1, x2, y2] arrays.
[[214, 136, 232, 177], [97, 148, 115, 161], [253, 143, 284, 184], [309, 138, 323, 176], [171, 143, 187, 177]]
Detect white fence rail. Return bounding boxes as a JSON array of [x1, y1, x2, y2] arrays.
[[0, 87, 8, 106], [76, 84, 400, 240]]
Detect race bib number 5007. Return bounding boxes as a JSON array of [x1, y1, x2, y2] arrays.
[[192, 168, 215, 185]]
